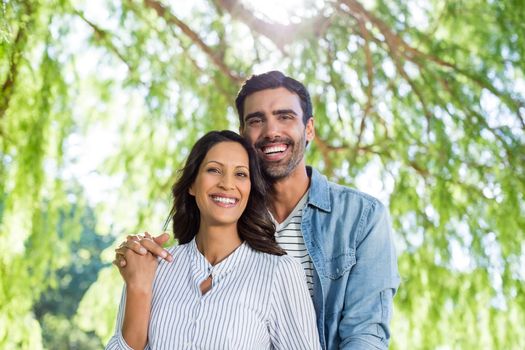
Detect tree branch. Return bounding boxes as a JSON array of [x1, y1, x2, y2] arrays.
[[314, 136, 349, 153], [182, 44, 235, 100], [75, 10, 134, 73], [142, 0, 244, 84], [358, 19, 374, 117], [215, 0, 333, 50], [0, 2, 33, 120], [314, 136, 347, 177], [0, 28, 23, 119], [355, 17, 375, 149], [325, 41, 346, 127], [338, 0, 524, 128], [409, 160, 430, 177], [437, 75, 517, 167], [340, 1, 432, 132]]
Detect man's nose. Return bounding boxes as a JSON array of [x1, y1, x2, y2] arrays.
[[262, 118, 281, 139]]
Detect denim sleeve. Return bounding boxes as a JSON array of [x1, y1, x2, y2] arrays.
[[339, 202, 400, 350]]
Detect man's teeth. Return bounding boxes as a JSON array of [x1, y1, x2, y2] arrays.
[[263, 145, 286, 154], [212, 196, 237, 204]]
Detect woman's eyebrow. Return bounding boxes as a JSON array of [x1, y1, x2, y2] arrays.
[[204, 160, 223, 166], [205, 161, 248, 170]]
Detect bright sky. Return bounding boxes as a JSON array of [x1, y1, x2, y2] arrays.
[[241, 0, 319, 24]]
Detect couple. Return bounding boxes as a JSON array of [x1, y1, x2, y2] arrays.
[[107, 71, 400, 349]]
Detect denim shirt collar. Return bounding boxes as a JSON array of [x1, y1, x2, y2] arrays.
[[306, 166, 331, 212]]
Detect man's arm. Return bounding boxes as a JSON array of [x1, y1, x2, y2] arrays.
[[339, 202, 400, 349], [114, 232, 173, 267]]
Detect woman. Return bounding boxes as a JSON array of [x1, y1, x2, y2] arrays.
[[106, 130, 320, 349]]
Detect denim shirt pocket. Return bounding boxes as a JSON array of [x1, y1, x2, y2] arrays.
[[322, 251, 356, 280]]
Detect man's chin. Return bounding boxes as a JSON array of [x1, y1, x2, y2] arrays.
[[262, 165, 290, 181]]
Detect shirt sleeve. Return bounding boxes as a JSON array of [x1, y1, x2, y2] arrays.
[[268, 256, 321, 350], [105, 286, 151, 350], [339, 202, 400, 350]]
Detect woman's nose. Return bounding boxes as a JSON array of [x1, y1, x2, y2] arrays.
[[218, 174, 235, 190]]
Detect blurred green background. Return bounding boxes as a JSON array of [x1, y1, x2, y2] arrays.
[[1, 0, 524, 349]]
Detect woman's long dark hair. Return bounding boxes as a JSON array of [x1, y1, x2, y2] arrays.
[[165, 130, 284, 256]]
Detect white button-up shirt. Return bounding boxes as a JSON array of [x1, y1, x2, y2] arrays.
[[106, 238, 320, 349]]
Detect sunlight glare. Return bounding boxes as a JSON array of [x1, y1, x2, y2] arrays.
[[242, 0, 317, 25]]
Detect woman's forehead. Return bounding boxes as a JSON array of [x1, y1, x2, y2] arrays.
[[203, 142, 249, 168]]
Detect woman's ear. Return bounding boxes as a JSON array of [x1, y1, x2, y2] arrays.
[[189, 184, 195, 196]]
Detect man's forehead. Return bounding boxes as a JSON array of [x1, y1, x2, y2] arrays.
[[243, 87, 302, 114]]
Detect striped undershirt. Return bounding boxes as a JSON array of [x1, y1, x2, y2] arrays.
[[272, 191, 314, 297], [106, 238, 320, 349]]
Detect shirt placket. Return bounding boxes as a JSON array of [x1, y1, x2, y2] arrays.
[[187, 242, 212, 349], [187, 240, 247, 349]]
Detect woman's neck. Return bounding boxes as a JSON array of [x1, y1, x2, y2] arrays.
[[195, 224, 242, 265]]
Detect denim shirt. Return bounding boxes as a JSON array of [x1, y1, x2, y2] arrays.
[[303, 167, 400, 349]]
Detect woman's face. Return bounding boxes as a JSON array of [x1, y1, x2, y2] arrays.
[[189, 141, 251, 228]]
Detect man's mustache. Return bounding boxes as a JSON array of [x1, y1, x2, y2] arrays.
[[254, 137, 293, 149]]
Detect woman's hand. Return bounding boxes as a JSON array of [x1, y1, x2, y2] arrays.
[[117, 234, 159, 293]]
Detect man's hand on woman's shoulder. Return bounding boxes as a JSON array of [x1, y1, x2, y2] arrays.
[[113, 232, 173, 268]]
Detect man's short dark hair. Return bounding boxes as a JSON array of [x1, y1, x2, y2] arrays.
[[235, 71, 313, 129]]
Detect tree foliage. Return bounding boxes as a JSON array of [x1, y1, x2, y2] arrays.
[[33, 205, 112, 349], [1, 0, 524, 348]]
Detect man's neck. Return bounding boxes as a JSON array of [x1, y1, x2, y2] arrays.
[[269, 164, 310, 224]]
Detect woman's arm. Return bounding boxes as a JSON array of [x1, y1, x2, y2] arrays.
[[106, 245, 158, 350], [121, 252, 156, 350]]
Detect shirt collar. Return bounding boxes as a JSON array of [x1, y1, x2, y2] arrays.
[[189, 237, 250, 284], [306, 166, 331, 212], [270, 190, 309, 231]]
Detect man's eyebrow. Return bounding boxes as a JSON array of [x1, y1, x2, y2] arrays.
[[273, 109, 298, 116], [244, 111, 264, 121]]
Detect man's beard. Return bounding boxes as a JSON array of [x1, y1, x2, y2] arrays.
[[257, 132, 306, 181]]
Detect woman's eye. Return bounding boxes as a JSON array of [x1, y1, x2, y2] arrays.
[[207, 168, 220, 174], [237, 172, 248, 177]]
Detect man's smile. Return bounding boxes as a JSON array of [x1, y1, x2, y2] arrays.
[[256, 139, 293, 162]]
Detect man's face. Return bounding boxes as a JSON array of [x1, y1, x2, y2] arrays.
[[240, 87, 314, 180]]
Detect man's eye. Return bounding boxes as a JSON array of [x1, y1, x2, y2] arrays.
[[247, 118, 262, 126]]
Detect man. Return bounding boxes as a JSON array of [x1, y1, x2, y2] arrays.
[[116, 71, 400, 349]]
